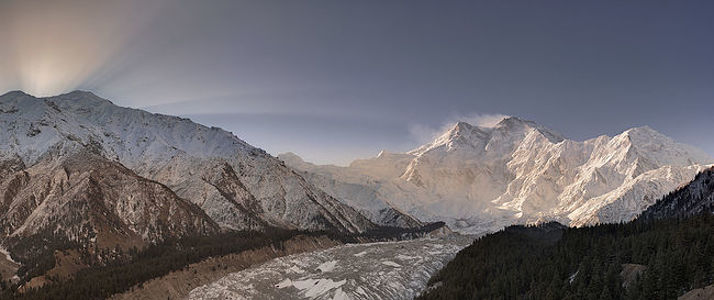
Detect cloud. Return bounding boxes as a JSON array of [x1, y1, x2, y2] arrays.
[[408, 113, 510, 144], [464, 113, 510, 128]]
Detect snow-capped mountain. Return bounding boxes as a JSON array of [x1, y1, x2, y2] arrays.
[[0, 90, 375, 251], [284, 117, 713, 234]]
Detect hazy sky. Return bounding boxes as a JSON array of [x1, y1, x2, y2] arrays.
[[1, 1, 712, 165]]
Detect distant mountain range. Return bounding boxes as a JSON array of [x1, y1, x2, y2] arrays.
[[281, 117, 712, 234]]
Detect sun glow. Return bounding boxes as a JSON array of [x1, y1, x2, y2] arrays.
[[0, 0, 162, 97]]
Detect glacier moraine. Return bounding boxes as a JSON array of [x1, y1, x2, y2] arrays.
[[188, 236, 471, 300]]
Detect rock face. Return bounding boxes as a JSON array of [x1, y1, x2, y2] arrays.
[[640, 167, 714, 220], [0, 150, 219, 249], [284, 117, 712, 234], [0, 90, 375, 254]]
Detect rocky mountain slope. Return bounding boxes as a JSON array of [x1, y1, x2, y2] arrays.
[[0, 150, 219, 249], [0, 90, 378, 277], [640, 167, 714, 220], [284, 117, 713, 234]]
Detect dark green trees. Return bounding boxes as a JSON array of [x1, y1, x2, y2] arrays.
[[418, 214, 714, 300]]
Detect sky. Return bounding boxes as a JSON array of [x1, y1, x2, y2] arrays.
[[0, 1, 712, 165]]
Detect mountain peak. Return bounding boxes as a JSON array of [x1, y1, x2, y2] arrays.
[[0, 90, 114, 107], [454, 121, 474, 129], [495, 116, 527, 127], [409, 117, 564, 156], [447, 121, 478, 135], [57, 90, 100, 98], [623, 125, 660, 136], [618, 125, 673, 145], [0, 90, 32, 99], [278, 152, 305, 165], [493, 116, 565, 143], [47, 90, 115, 106], [495, 116, 541, 131], [615, 125, 713, 166]]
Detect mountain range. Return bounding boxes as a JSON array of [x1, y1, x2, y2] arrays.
[[3, 89, 710, 240], [1, 90, 713, 299], [281, 117, 713, 234]]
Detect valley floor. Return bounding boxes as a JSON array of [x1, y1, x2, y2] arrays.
[[188, 236, 471, 300]]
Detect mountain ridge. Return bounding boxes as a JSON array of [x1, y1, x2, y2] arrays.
[[283, 117, 712, 234], [639, 166, 714, 220], [0, 90, 377, 253]]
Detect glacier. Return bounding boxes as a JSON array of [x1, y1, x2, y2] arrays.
[[188, 236, 470, 300]]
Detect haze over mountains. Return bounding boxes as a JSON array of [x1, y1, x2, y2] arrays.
[[281, 116, 713, 234]]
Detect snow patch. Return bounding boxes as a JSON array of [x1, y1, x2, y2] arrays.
[[317, 260, 337, 273], [396, 254, 418, 260], [333, 287, 351, 300], [568, 270, 579, 284], [353, 251, 368, 257], [0, 247, 19, 265], [289, 265, 305, 274], [293, 278, 346, 298], [381, 261, 402, 267], [276, 278, 292, 288]]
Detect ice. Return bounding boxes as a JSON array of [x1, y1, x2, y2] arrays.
[[381, 261, 401, 268], [276, 279, 292, 288], [290, 278, 347, 298], [289, 265, 306, 274], [395, 254, 418, 260], [317, 260, 337, 273], [333, 287, 351, 300], [353, 251, 368, 257]]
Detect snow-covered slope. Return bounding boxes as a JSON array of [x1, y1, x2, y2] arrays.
[[278, 152, 422, 228], [0, 90, 375, 236], [286, 117, 713, 234]]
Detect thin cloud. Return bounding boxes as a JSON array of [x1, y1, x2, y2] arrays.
[[465, 113, 510, 128], [408, 113, 510, 145]]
